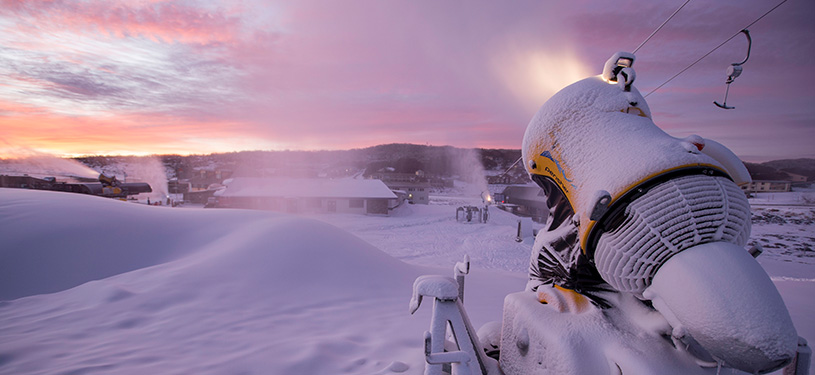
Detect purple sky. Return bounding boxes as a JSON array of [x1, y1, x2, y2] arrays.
[[0, 0, 813, 161]]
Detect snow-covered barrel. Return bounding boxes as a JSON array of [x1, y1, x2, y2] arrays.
[[644, 242, 798, 373], [522, 75, 751, 295]]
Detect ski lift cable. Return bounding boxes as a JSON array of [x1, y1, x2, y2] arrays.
[[632, 0, 693, 54], [643, 0, 788, 98], [498, 155, 523, 180]]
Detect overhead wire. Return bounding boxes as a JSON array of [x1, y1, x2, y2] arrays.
[[632, 0, 693, 54], [498, 154, 523, 181], [644, 0, 789, 98]]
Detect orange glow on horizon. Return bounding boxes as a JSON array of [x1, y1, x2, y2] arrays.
[[0, 113, 519, 159], [0, 110, 289, 158]]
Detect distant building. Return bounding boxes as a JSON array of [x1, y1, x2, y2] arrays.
[[214, 178, 399, 215], [741, 180, 792, 193], [184, 189, 217, 205], [429, 177, 455, 188], [495, 185, 549, 222], [168, 179, 190, 194], [367, 171, 425, 184], [190, 169, 233, 190], [0, 175, 56, 190], [384, 181, 430, 204], [487, 174, 512, 184], [366, 171, 432, 204], [785, 173, 808, 183]]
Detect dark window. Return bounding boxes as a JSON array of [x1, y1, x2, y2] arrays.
[[349, 199, 364, 208]]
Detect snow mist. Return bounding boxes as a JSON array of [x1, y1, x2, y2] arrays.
[[130, 157, 169, 200], [453, 148, 490, 200], [100, 157, 169, 200], [0, 151, 99, 180]]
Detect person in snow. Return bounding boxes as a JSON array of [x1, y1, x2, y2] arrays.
[[522, 52, 752, 310]]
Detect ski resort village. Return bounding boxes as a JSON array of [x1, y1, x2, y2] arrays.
[[1, 1, 815, 374]]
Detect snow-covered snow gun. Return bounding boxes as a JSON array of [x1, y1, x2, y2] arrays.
[[714, 29, 752, 109], [98, 173, 120, 187], [513, 50, 808, 375], [408, 51, 810, 375], [98, 173, 124, 196]]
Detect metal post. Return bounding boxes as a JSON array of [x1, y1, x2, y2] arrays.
[[784, 337, 811, 375], [455, 255, 470, 303], [515, 220, 522, 242]]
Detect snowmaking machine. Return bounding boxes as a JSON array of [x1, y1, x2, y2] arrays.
[[409, 52, 810, 375], [98, 173, 122, 196], [94, 173, 152, 198]]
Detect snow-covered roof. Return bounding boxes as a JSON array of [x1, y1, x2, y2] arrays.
[[217, 177, 397, 199]]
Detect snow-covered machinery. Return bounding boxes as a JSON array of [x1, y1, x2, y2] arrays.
[[456, 206, 488, 224], [96, 173, 152, 198], [410, 52, 810, 375]]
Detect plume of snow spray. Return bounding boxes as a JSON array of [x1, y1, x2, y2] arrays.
[[0, 149, 99, 179], [453, 148, 490, 201], [102, 157, 169, 200], [130, 157, 169, 200]]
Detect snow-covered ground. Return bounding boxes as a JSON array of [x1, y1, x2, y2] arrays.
[[0, 188, 812, 374]]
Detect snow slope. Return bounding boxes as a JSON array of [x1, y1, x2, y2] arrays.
[[0, 189, 523, 374]]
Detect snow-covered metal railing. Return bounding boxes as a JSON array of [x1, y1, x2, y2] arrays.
[[409, 256, 495, 375], [422, 330, 477, 375]]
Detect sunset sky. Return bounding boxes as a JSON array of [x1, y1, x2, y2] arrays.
[[1, 0, 813, 161]]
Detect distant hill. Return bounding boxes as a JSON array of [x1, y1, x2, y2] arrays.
[[759, 158, 815, 181], [743, 163, 791, 181], [68, 145, 811, 185], [357, 143, 521, 176], [743, 158, 815, 182], [72, 144, 527, 183]]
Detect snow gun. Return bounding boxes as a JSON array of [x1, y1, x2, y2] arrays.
[[98, 173, 119, 187], [410, 52, 809, 375], [98, 173, 124, 196]]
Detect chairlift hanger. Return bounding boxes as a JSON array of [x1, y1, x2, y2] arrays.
[[714, 29, 752, 109]]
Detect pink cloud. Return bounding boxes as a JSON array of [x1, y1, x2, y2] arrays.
[[2, 0, 243, 45]]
